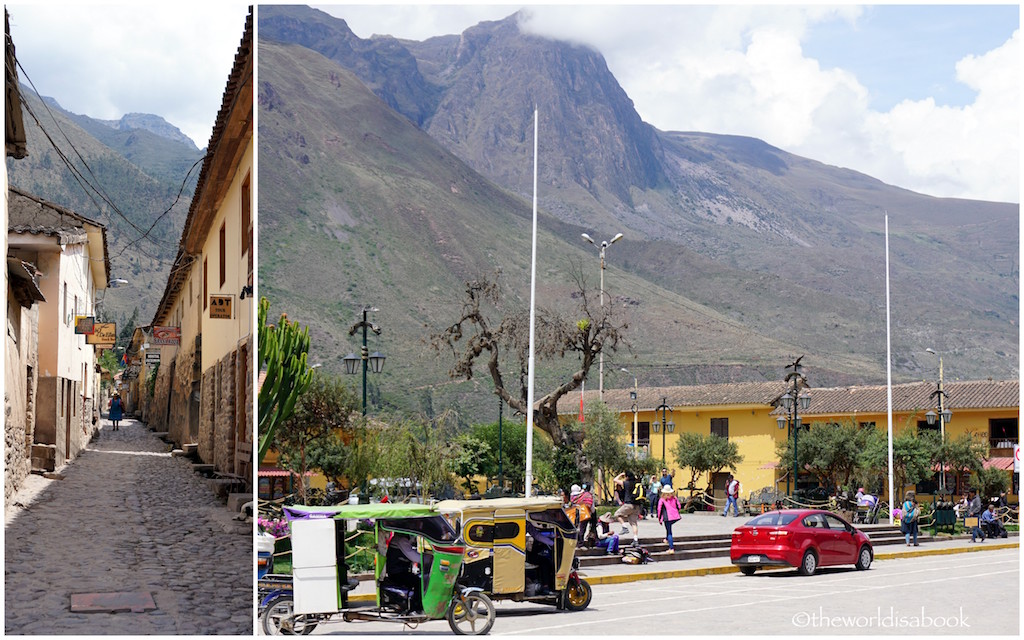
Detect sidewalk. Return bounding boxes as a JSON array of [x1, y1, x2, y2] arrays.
[[5, 417, 252, 634]]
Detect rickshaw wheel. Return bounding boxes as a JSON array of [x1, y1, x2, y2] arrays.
[[562, 578, 592, 611], [261, 596, 317, 635], [446, 592, 496, 635]]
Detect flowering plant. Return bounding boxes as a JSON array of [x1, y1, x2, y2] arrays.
[[259, 517, 290, 538]]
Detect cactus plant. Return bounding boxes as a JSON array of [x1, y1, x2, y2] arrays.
[[258, 297, 314, 464]]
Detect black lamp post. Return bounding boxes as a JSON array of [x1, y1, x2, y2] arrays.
[[655, 396, 674, 465], [925, 348, 952, 495], [343, 306, 385, 416], [776, 357, 810, 497]]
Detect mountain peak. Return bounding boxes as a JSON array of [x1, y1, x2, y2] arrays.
[[99, 113, 197, 149]]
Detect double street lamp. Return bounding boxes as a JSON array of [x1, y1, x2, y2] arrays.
[[925, 348, 953, 494], [581, 231, 623, 400], [343, 306, 386, 416], [654, 396, 674, 465], [777, 357, 810, 497]]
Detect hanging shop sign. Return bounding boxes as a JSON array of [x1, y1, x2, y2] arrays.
[[209, 295, 233, 319], [75, 316, 95, 335], [151, 326, 181, 346], [86, 322, 117, 345]]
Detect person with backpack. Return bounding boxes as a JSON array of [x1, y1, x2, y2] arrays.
[[901, 492, 920, 546], [613, 471, 641, 547], [657, 485, 682, 553], [722, 474, 741, 517], [108, 391, 124, 431]]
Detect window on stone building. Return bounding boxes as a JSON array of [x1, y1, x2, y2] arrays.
[[203, 258, 208, 310]]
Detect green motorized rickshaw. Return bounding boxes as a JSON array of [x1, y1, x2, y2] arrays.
[[434, 498, 593, 612], [259, 503, 495, 635]]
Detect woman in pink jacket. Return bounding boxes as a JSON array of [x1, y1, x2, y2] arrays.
[[657, 485, 682, 553]]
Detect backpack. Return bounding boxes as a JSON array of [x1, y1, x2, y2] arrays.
[[621, 547, 652, 565]]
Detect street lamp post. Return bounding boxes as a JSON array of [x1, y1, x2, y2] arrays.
[[925, 348, 952, 495], [581, 232, 623, 401], [621, 368, 638, 457], [777, 357, 810, 498], [655, 396, 673, 465], [343, 306, 386, 416]]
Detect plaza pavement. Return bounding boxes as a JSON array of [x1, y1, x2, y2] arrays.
[[4, 416, 252, 635], [346, 509, 1019, 599]]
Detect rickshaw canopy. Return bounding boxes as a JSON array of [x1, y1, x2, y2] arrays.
[[283, 503, 436, 520], [433, 497, 564, 514]]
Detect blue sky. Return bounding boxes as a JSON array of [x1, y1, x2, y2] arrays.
[[326, 4, 1020, 203], [6, 3, 250, 148], [802, 5, 1019, 110]]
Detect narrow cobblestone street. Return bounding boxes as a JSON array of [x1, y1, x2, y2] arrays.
[[5, 417, 252, 634]]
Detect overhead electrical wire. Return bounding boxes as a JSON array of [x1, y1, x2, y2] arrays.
[[7, 47, 206, 266]]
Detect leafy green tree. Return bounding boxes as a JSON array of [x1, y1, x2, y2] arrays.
[[449, 433, 491, 494], [974, 466, 1009, 500], [861, 425, 939, 497], [935, 432, 987, 490], [274, 372, 357, 503], [374, 418, 454, 500], [785, 420, 874, 492], [469, 419, 552, 493], [258, 297, 314, 463], [674, 432, 743, 489], [582, 401, 629, 498]]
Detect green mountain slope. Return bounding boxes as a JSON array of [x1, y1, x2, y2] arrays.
[[6, 89, 200, 324]]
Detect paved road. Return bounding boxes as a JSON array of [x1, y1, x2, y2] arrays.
[[299, 548, 1019, 635], [5, 417, 252, 635]]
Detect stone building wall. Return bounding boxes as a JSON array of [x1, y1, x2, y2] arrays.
[[169, 346, 198, 447], [5, 300, 38, 505], [213, 350, 237, 473], [198, 366, 217, 464]]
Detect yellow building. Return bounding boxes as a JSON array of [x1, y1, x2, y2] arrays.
[[146, 11, 253, 479], [585, 379, 1018, 502]]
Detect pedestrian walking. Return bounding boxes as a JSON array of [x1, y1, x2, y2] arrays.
[[594, 512, 620, 555], [657, 485, 682, 553], [722, 474, 741, 517], [647, 475, 662, 517], [901, 492, 920, 546], [967, 488, 985, 542], [108, 391, 124, 431], [613, 471, 641, 546]]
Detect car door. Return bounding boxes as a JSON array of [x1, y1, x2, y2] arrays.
[[800, 512, 840, 565], [823, 513, 858, 564]]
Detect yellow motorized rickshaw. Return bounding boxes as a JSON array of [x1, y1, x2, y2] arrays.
[[434, 498, 593, 612]]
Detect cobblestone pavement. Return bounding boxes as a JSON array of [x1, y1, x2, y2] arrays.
[[5, 417, 253, 635]]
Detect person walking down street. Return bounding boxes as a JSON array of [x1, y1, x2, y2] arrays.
[[647, 475, 662, 517], [108, 391, 124, 431], [613, 471, 641, 547], [901, 492, 920, 546], [967, 488, 985, 542], [722, 474, 741, 517], [657, 485, 682, 553], [594, 512, 620, 555]]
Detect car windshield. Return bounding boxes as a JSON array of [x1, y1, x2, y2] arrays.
[[746, 513, 798, 526]]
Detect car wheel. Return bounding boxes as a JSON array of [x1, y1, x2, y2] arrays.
[[855, 545, 872, 571], [797, 549, 818, 576], [739, 566, 757, 576]]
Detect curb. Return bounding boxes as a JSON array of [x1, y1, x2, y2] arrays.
[[345, 541, 1019, 601]]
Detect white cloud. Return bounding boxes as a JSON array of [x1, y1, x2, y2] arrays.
[[7, 4, 249, 147], [517, 6, 1018, 203]]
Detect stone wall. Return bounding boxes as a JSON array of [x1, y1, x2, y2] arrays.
[[5, 298, 38, 505], [198, 368, 217, 465]]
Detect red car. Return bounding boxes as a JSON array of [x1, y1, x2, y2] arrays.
[[731, 509, 873, 576]]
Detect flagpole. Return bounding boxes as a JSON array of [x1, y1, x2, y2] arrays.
[[885, 212, 895, 523], [525, 107, 538, 498]]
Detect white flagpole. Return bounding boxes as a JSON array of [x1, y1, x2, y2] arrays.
[[886, 212, 895, 523], [525, 107, 539, 498]]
